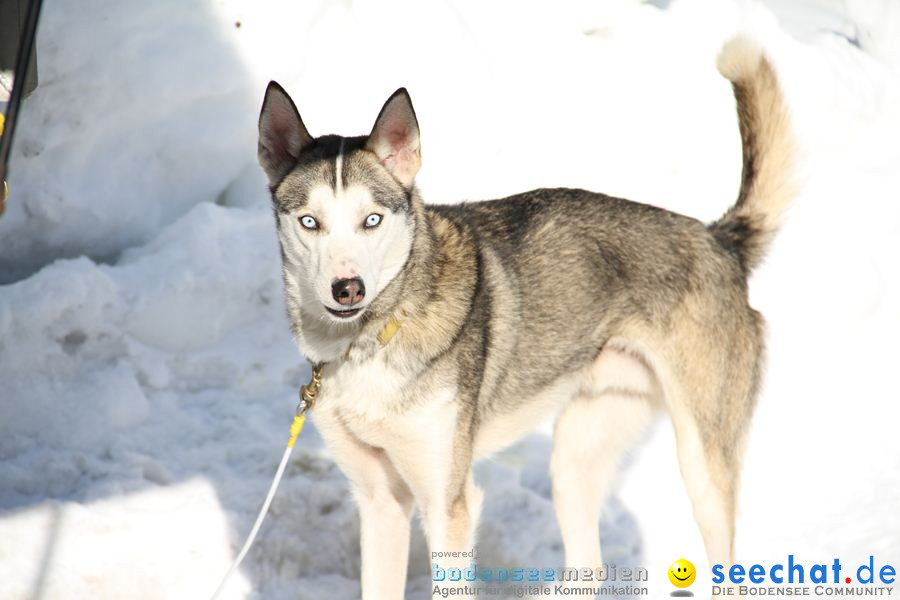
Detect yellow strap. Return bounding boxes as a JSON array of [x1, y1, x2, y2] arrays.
[[1, 114, 7, 208], [377, 309, 408, 346], [287, 414, 306, 448], [377, 316, 401, 346]]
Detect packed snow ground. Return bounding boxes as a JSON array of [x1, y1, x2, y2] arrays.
[[1, 0, 899, 599]]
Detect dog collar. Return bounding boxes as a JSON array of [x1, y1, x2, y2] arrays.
[[298, 309, 406, 413], [377, 310, 406, 346]]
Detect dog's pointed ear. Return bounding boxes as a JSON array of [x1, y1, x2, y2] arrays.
[[258, 81, 313, 185], [366, 88, 420, 188]]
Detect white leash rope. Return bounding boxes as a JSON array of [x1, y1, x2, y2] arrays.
[[207, 330, 395, 595], [209, 441, 296, 600], [209, 366, 321, 598]]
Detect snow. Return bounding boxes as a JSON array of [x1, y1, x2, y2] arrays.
[[1, 0, 898, 599]]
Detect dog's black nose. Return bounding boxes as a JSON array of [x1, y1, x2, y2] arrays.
[[332, 277, 366, 306]]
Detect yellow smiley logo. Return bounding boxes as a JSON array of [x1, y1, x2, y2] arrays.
[[668, 558, 696, 588]]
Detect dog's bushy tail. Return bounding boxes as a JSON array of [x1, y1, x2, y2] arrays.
[[709, 36, 795, 274]]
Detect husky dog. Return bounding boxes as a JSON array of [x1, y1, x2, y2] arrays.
[[257, 36, 792, 599]]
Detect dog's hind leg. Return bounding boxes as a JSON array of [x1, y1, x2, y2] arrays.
[[670, 408, 738, 567], [654, 301, 762, 595], [551, 394, 656, 569], [664, 364, 755, 572], [551, 347, 659, 571]]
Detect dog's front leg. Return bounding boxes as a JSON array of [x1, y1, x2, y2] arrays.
[[421, 470, 482, 556], [371, 391, 483, 597], [402, 422, 482, 598], [355, 452, 414, 600], [316, 416, 414, 600], [420, 469, 483, 597]]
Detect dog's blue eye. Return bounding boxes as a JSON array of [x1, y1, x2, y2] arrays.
[[299, 215, 318, 230], [364, 213, 382, 229]]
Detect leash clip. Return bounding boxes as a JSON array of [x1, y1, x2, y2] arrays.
[[297, 362, 324, 415]]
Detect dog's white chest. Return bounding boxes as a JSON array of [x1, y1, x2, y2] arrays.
[[321, 357, 402, 417], [313, 356, 457, 451]]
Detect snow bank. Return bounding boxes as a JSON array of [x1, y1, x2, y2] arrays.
[[0, 480, 248, 600], [1, 0, 898, 599], [0, 0, 260, 282]]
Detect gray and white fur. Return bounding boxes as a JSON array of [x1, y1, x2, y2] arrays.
[[256, 35, 793, 599]]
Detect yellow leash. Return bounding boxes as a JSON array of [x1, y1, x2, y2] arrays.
[[0, 115, 8, 215], [289, 363, 323, 447]]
